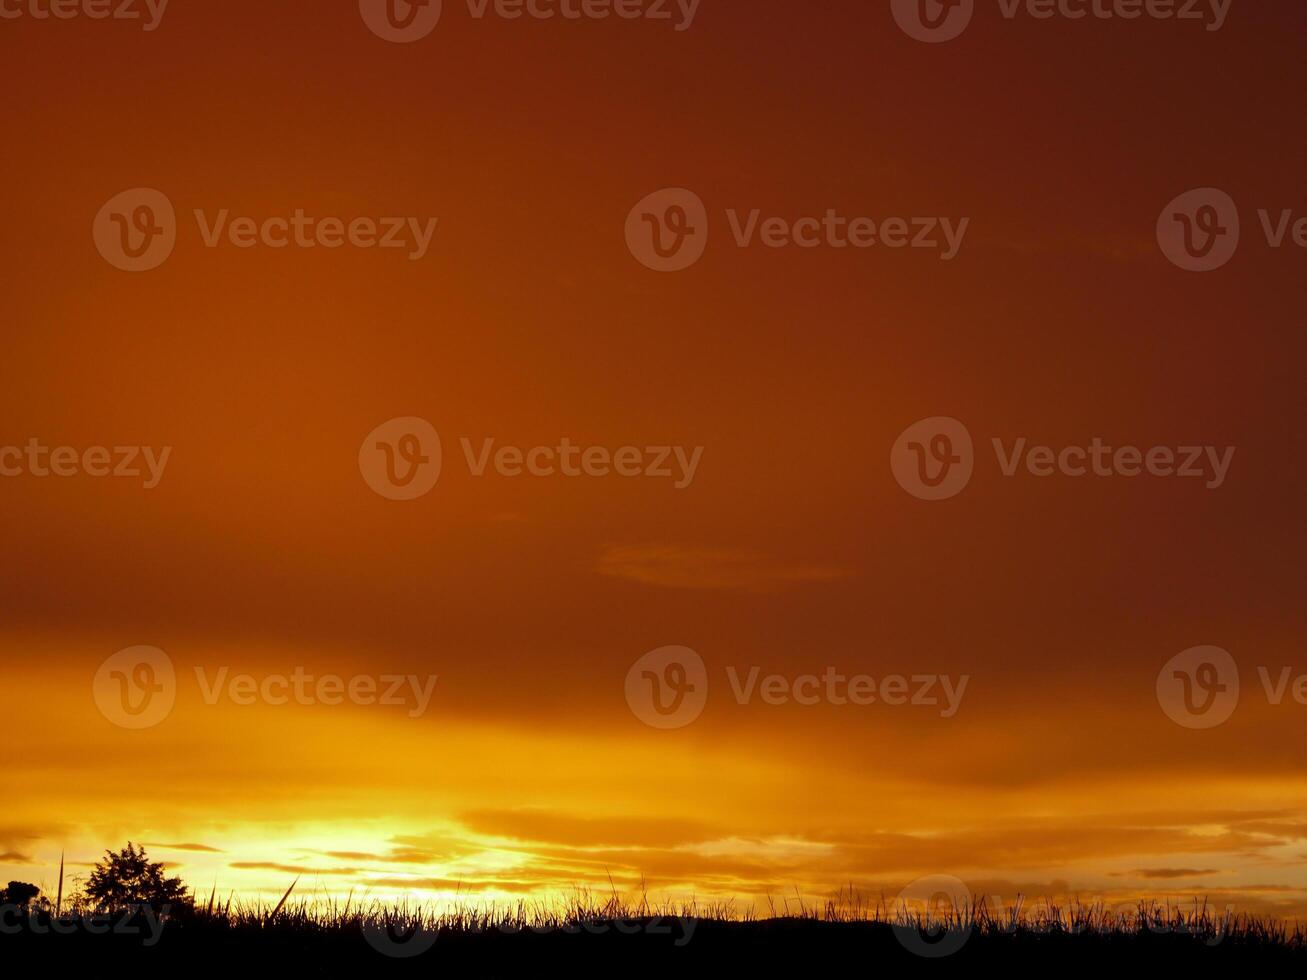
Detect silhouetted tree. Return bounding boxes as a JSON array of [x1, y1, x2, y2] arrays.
[[1, 881, 41, 908], [85, 843, 188, 911]]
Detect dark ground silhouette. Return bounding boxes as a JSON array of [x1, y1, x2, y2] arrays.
[[3, 909, 1305, 977]]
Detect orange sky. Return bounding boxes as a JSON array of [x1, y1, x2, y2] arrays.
[[3, 0, 1307, 919]]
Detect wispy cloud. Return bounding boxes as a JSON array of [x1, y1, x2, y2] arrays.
[[459, 809, 720, 849], [230, 862, 359, 876], [316, 846, 451, 865], [363, 876, 539, 894], [597, 545, 850, 592], [1126, 868, 1221, 880]]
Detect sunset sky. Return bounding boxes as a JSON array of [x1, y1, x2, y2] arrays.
[[3, 1, 1307, 920]]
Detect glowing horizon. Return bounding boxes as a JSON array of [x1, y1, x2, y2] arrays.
[[4, 0, 1306, 931]]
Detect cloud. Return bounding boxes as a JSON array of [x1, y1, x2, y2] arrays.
[[229, 862, 359, 876], [143, 842, 224, 853], [0, 851, 33, 863], [362, 876, 540, 895], [1126, 868, 1221, 880], [458, 809, 720, 849], [316, 847, 449, 865], [596, 545, 850, 592]]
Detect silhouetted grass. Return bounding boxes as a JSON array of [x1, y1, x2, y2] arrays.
[[3, 886, 1304, 975]]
